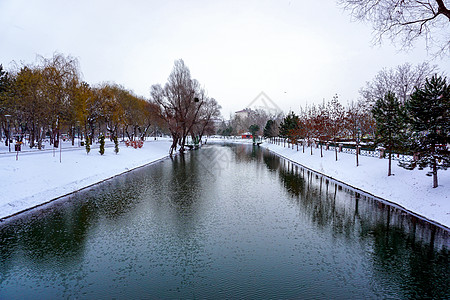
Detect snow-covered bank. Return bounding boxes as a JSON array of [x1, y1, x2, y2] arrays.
[[254, 141, 449, 229], [0, 139, 172, 220]]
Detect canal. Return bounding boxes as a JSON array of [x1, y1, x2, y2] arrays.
[[0, 144, 448, 299]]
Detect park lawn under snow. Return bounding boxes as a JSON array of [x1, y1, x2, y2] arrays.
[[0, 139, 172, 220], [258, 141, 449, 229]]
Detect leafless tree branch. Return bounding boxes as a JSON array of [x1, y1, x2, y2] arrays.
[[338, 0, 450, 56]]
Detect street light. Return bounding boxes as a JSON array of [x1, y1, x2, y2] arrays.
[[4, 114, 11, 152]]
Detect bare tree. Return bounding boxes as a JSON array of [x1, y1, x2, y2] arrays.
[[151, 59, 213, 155], [192, 97, 221, 142], [229, 108, 279, 137], [314, 102, 331, 157], [327, 95, 346, 161], [151, 84, 180, 155], [338, 0, 450, 56], [360, 62, 439, 108]]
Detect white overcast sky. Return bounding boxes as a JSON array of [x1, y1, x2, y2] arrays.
[[1, 0, 449, 117]]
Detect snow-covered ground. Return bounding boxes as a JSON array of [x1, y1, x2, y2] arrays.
[[0, 138, 172, 220], [1, 137, 448, 229], [254, 140, 449, 229]]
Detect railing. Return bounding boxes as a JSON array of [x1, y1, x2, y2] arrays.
[[268, 138, 415, 163], [390, 153, 414, 162]]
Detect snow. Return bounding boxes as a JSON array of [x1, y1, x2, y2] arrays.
[[255, 140, 449, 229], [0, 137, 448, 229], [0, 138, 172, 220]]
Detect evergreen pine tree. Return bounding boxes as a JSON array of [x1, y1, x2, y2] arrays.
[[99, 134, 105, 155], [263, 120, 277, 138], [249, 124, 259, 136], [372, 91, 407, 176], [249, 124, 260, 143], [0, 65, 12, 116], [222, 126, 233, 136], [279, 112, 299, 139], [402, 74, 450, 188], [114, 135, 119, 154], [0, 65, 8, 93], [85, 136, 91, 154]]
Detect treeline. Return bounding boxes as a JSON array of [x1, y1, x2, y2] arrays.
[[0, 53, 165, 150], [217, 108, 283, 138], [269, 94, 373, 156], [267, 70, 449, 188]]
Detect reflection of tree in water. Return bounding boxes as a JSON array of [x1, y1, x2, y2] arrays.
[[163, 151, 210, 238], [88, 172, 148, 220], [369, 216, 449, 298], [261, 149, 449, 299], [155, 151, 212, 294], [232, 144, 262, 164], [168, 152, 203, 210], [0, 153, 212, 294], [262, 150, 280, 172], [0, 199, 95, 276], [271, 156, 356, 233], [0, 164, 164, 278]]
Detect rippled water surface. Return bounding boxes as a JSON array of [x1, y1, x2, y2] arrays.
[[0, 144, 448, 299]]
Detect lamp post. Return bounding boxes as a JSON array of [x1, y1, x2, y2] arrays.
[[5, 114, 11, 152]]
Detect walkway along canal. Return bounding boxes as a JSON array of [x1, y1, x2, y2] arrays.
[[0, 144, 448, 298]]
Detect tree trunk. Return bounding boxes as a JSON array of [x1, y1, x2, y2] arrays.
[[55, 131, 60, 148], [30, 124, 35, 149], [335, 140, 338, 161], [356, 146, 359, 167], [433, 156, 438, 188], [37, 126, 43, 150], [140, 124, 151, 141], [72, 126, 75, 146], [179, 134, 186, 153], [132, 125, 137, 140], [4, 129, 9, 146], [169, 136, 178, 156], [388, 147, 392, 176]]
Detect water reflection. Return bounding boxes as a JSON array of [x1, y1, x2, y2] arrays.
[[262, 150, 448, 247], [0, 144, 448, 299], [261, 150, 449, 299], [0, 203, 92, 273]]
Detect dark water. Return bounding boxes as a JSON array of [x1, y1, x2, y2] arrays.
[[0, 144, 448, 299]]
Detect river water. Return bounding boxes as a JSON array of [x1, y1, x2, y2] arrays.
[[0, 144, 448, 299]]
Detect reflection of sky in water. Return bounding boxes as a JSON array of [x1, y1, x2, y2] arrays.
[[0, 145, 448, 299]]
